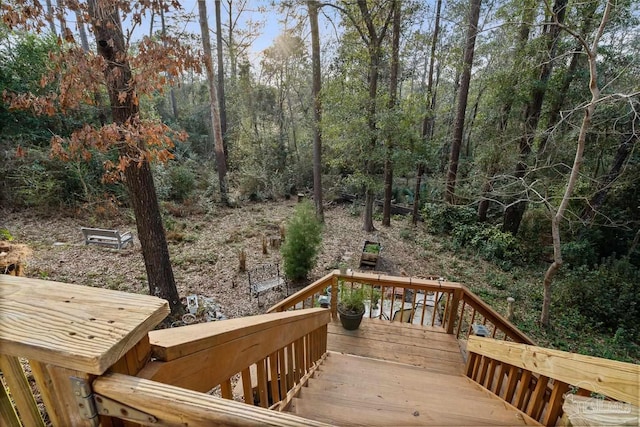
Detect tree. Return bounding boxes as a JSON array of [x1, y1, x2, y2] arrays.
[[502, 0, 568, 234], [308, 0, 324, 222], [445, 0, 481, 204], [413, 0, 442, 225], [540, 0, 613, 326], [198, 0, 228, 205], [332, 0, 395, 232], [2, 0, 199, 315], [86, 0, 182, 314], [382, 0, 400, 227], [215, 0, 228, 158]]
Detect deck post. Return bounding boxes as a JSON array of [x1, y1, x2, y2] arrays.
[[446, 288, 463, 334], [330, 275, 338, 320]]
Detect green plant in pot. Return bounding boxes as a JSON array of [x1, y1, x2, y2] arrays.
[[337, 284, 366, 330]]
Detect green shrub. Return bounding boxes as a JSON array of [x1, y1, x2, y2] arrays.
[[423, 203, 476, 233], [558, 257, 640, 341], [168, 165, 196, 202], [452, 223, 521, 269], [281, 201, 323, 282]]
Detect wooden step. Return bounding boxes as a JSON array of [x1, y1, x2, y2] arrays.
[[290, 384, 532, 426], [327, 336, 463, 375]]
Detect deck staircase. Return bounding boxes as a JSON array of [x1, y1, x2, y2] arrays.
[[286, 351, 533, 426], [280, 317, 539, 426]]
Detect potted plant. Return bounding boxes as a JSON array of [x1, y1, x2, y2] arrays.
[[338, 262, 348, 275], [337, 284, 366, 330]]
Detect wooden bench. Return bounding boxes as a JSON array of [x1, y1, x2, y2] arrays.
[[81, 227, 133, 249], [248, 263, 286, 307]]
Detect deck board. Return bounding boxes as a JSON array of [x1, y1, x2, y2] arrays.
[[327, 318, 464, 375], [288, 352, 538, 426], [286, 318, 539, 426]]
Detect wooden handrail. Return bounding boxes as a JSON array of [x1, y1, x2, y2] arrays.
[[460, 291, 534, 344], [466, 336, 640, 426], [267, 274, 335, 313], [467, 336, 639, 406], [93, 372, 332, 426], [267, 271, 531, 345], [139, 309, 330, 399]]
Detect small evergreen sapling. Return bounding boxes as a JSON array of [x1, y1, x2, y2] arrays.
[[281, 201, 323, 282]]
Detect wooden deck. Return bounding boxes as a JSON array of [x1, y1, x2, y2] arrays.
[[285, 318, 539, 426]]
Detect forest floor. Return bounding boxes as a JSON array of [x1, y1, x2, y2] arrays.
[[2, 199, 638, 362], [3, 199, 474, 319]]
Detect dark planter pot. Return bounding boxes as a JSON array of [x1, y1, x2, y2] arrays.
[[338, 306, 365, 330]]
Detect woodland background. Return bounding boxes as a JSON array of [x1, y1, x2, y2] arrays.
[[0, 0, 638, 362]]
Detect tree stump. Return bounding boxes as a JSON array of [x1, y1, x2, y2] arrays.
[[238, 249, 246, 272], [270, 237, 281, 249], [0, 242, 31, 276], [262, 237, 268, 254]]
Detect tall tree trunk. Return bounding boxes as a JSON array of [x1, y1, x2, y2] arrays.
[[87, 0, 181, 315], [74, 8, 89, 51], [413, 0, 442, 226], [541, 0, 612, 327], [382, 0, 401, 227], [580, 136, 635, 223], [160, 1, 179, 120], [502, 0, 568, 234], [308, 0, 324, 222], [198, 0, 228, 205], [45, 0, 56, 35], [215, 0, 229, 159], [445, 0, 481, 204], [478, 0, 535, 220]]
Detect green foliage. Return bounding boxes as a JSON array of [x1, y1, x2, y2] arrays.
[[0, 228, 13, 241], [451, 223, 521, 270], [168, 165, 196, 202], [558, 257, 640, 341], [338, 283, 365, 314], [422, 203, 476, 233], [281, 201, 323, 281]]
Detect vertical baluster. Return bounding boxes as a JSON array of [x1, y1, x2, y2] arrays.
[[492, 362, 510, 396], [295, 338, 305, 382], [477, 356, 490, 385], [514, 370, 532, 411], [241, 367, 254, 405], [286, 343, 295, 390], [484, 359, 497, 389], [278, 348, 287, 400], [305, 334, 311, 371], [410, 288, 417, 324], [491, 323, 498, 338], [504, 365, 520, 404], [268, 352, 280, 404], [379, 286, 386, 320], [220, 378, 233, 399], [527, 375, 549, 421], [0, 355, 45, 426], [390, 287, 396, 321], [256, 359, 269, 408], [467, 309, 477, 337], [455, 301, 466, 337], [464, 352, 477, 378], [542, 381, 570, 426]]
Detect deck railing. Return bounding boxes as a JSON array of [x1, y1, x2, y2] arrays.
[[268, 271, 533, 344], [140, 308, 330, 410], [465, 336, 640, 426], [0, 276, 332, 426]]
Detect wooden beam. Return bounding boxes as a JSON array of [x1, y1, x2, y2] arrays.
[[139, 310, 330, 393], [0, 276, 168, 375], [149, 308, 328, 361], [93, 373, 332, 427], [467, 337, 640, 406]]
